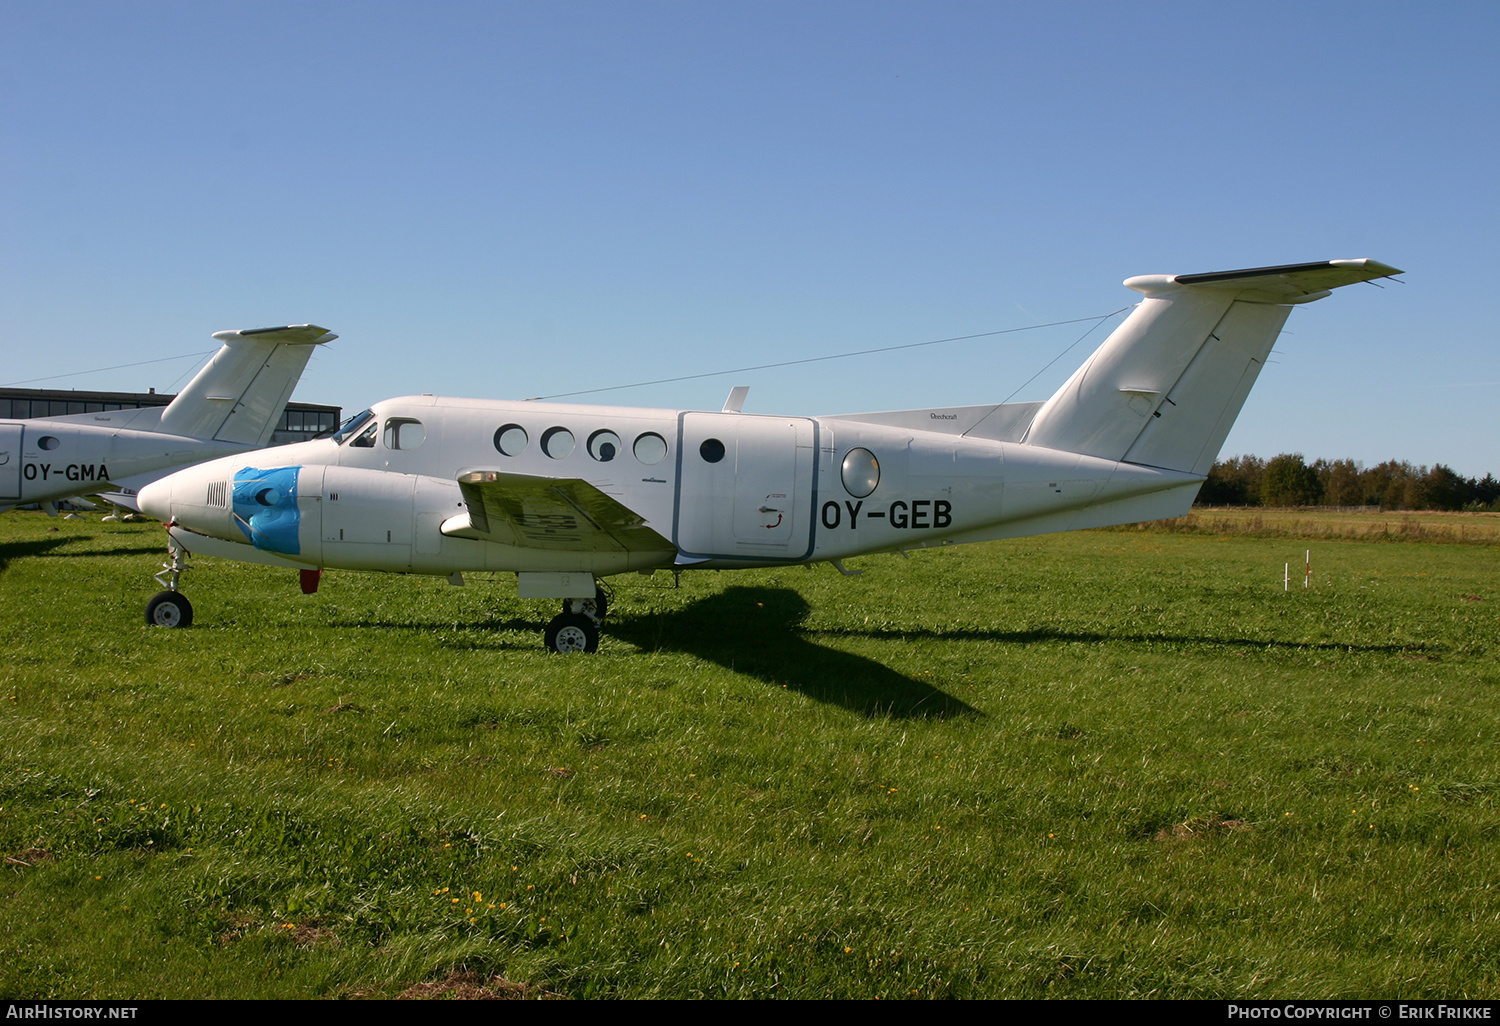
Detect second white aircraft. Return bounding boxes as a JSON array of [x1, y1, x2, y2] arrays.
[[137, 259, 1400, 649], [2, 324, 335, 514]]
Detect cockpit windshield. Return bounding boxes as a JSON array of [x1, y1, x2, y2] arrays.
[[330, 409, 375, 445]]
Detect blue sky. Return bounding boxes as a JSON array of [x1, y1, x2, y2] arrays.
[[3, 1, 1496, 476]]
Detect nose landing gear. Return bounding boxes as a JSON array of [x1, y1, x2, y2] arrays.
[[145, 526, 194, 628]]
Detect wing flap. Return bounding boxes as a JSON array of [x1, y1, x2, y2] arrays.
[[445, 470, 675, 556]]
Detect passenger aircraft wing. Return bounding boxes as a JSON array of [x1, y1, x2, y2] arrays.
[[442, 470, 676, 556]]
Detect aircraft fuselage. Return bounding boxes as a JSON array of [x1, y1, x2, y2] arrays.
[[142, 393, 1203, 577], [0, 413, 247, 511]]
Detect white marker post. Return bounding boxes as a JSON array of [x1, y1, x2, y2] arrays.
[[1285, 563, 1290, 591], [1305, 550, 1311, 589]]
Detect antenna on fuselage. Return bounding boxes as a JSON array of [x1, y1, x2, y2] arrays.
[[721, 386, 749, 413]]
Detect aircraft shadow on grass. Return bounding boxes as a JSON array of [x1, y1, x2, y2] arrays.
[[360, 584, 980, 719], [815, 623, 1438, 658], [339, 581, 1431, 716], [0, 534, 89, 572], [607, 586, 982, 719], [45, 542, 163, 561]]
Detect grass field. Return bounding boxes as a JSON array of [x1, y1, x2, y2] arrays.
[[1, 509, 1497, 999], [1135, 507, 1500, 545]]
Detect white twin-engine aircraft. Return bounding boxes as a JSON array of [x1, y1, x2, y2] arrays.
[[138, 260, 1399, 650], [1, 325, 335, 514]]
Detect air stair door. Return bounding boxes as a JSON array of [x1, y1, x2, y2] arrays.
[[675, 413, 817, 561]]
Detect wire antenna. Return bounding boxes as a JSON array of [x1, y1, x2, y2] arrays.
[[528, 310, 1130, 402], [1, 349, 219, 388]]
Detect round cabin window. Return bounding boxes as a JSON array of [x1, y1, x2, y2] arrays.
[[494, 424, 529, 456], [841, 447, 880, 498], [587, 429, 622, 462], [633, 432, 668, 465], [541, 427, 575, 459]]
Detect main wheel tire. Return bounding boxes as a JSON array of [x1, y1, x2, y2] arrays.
[[145, 590, 193, 628], [560, 585, 609, 622], [545, 612, 599, 653]]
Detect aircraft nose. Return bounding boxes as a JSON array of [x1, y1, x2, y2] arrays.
[[136, 461, 240, 541], [137, 476, 174, 522]]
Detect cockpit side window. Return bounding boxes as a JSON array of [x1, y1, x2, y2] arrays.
[[349, 421, 378, 448], [331, 409, 375, 445]]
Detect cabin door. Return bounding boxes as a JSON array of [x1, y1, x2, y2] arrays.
[[674, 413, 817, 561]]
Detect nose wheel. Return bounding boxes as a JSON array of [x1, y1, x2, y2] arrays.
[[145, 590, 194, 628]]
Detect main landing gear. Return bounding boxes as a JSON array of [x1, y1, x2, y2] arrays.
[[544, 585, 609, 654], [145, 527, 193, 628]]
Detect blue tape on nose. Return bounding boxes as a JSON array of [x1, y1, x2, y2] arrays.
[[232, 466, 301, 554]]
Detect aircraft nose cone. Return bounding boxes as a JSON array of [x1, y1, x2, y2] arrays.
[[137, 477, 173, 522]]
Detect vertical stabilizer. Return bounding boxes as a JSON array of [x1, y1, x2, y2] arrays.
[[156, 325, 336, 445], [1022, 259, 1400, 475]]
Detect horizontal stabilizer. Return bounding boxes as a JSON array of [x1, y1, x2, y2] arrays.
[[213, 325, 339, 346], [1163, 258, 1403, 298]]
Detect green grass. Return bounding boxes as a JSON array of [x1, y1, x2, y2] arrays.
[[2, 511, 1498, 998]]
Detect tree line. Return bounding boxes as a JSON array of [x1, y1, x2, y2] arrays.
[[1196, 454, 1500, 511]]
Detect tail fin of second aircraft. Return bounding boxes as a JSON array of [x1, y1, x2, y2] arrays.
[[1021, 260, 1400, 476], [156, 325, 337, 445]]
